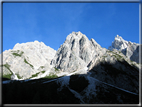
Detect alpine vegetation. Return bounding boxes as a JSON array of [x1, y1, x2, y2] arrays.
[[1, 31, 140, 104]]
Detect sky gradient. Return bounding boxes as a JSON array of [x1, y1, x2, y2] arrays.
[[3, 2, 139, 51]]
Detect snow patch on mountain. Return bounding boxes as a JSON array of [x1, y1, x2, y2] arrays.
[[2, 80, 11, 84], [83, 76, 97, 98], [68, 88, 85, 104], [56, 76, 70, 91], [42, 78, 59, 84]]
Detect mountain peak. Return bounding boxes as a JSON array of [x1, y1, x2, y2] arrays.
[[71, 31, 82, 35], [64, 31, 88, 44], [108, 35, 128, 51], [114, 35, 125, 42], [13, 40, 46, 50], [116, 34, 120, 38], [69, 31, 85, 38], [34, 40, 40, 44], [108, 34, 139, 63]]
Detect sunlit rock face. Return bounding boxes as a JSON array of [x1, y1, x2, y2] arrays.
[[108, 35, 129, 50], [108, 35, 139, 63], [13, 40, 56, 66], [1, 41, 56, 79], [51, 31, 106, 72]]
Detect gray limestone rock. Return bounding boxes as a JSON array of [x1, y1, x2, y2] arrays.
[[1, 41, 56, 79], [108, 35, 139, 63], [51, 31, 105, 73]]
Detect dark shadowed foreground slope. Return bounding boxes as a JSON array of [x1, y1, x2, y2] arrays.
[[2, 59, 139, 104]]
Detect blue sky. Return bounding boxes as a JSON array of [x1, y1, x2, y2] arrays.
[[3, 2, 139, 51]]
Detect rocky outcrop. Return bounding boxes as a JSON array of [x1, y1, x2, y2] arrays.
[[13, 40, 56, 66], [1, 41, 56, 79], [121, 42, 139, 63], [108, 35, 139, 63], [51, 31, 106, 73], [108, 35, 129, 50]]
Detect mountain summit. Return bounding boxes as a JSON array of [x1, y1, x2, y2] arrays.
[[108, 35, 128, 50], [51, 31, 106, 73], [2, 41, 56, 79], [108, 35, 139, 63]]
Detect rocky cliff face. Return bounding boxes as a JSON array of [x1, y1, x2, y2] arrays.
[[108, 35, 139, 63], [1, 41, 56, 79], [51, 31, 106, 73]]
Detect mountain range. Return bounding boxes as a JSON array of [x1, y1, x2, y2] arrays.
[[1, 31, 140, 104]]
